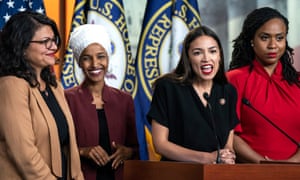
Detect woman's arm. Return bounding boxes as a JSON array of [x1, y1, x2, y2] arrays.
[[124, 96, 139, 159], [0, 77, 56, 179], [234, 134, 265, 163], [152, 120, 217, 164], [110, 95, 139, 169], [224, 130, 234, 151], [220, 130, 236, 164], [284, 148, 300, 162]]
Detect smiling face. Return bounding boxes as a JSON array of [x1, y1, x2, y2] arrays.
[[188, 35, 220, 82], [252, 18, 287, 73], [25, 25, 58, 73], [79, 43, 109, 84]]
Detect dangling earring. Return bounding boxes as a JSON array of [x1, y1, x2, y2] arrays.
[[250, 41, 254, 47]]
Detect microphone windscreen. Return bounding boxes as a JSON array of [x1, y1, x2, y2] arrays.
[[242, 98, 250, 106]]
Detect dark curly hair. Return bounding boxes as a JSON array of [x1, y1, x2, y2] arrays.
[[0, 11, 61, 88], [229, 7, 299, 86], [155, 25, 227, 86]]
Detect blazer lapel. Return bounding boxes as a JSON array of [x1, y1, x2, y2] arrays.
[[31, 88, 62, 177], [50, 85, 82, 178]]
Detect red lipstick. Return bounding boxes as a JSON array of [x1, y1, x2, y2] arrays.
[[267, 53, 277, 58]]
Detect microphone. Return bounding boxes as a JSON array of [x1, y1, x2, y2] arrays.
[[203, 92, 210, 101], [242, 98, 300, 147], [203, 92, 221, 164]]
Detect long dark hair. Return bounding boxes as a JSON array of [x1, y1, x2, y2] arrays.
[[155, 25, 227, 86], [229, 7, 299, 86], [0, 11, 61, 87]]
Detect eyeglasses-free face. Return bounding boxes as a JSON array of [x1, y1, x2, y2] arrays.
[[30, 37, 59, 50]]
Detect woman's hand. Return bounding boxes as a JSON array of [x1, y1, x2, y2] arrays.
[[110, 141, 133, 169], [79, 146, 111, 166], [220, 149, 236, 164]]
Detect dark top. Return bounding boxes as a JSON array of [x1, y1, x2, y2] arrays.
[[147, 78, 239, 160], [40, 85, 69, 180], [96, 109, 114, 180]]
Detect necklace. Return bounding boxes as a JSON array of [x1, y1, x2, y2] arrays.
[[43, 90, 49, 96], [39, 85, 49, 97], [93, 93, 101, 98], [40, 89, 49, 97]]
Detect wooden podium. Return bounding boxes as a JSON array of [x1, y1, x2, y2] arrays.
[[124, 160, 300, 180]]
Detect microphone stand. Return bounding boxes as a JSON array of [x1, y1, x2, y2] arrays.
[[204, 93, 221, 164], [242, 98, 300, 148]]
